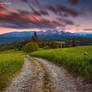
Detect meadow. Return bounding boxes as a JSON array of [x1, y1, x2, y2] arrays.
[[0, 50, 24, 90], [30, 46, 92, 81]]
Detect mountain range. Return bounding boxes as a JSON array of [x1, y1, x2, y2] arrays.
[[0, 30, 92, 38], [0, 30, 92, 45]]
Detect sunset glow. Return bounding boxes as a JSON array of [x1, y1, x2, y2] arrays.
[[0, 28, 40, 34], [0, 0, 92, 34]]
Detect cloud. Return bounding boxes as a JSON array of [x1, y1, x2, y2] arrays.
[[63, 19, 74, 25], [0, 0, 81, 30], [0, 10, 57, 29], [22, 0, 27, 3], [0, 2, 7, 10], [0, 12, 7, 18], [53, 21, 61, 26], [17, 9, 31, 15], [22, 0, 80, 18], [57, 5, 79, 17], [40, 10, 49, 16], [32, 10, 41, 16], [25, 2, 49, 16], [32, 9, 49, 16], [47, 5, 57, 14], [84, 29, 92, 31], [67, 0, 79, 5], [28, 16, 41, 22], [57, 18, 74, 25]]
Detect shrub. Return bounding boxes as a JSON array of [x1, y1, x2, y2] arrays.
[[43, 45, 50, 49], [23, 42, 39, 52], [0, 45, 13, 51]]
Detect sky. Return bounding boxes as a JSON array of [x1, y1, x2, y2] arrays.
[[0, 0, 92, 34]]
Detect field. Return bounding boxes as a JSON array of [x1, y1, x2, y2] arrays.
[[30, 46, 92, 81], [0, 50, 24, 90]]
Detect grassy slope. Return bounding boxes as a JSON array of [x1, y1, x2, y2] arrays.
[[0, 50, 24, 90], [30, 46, 92, 81]]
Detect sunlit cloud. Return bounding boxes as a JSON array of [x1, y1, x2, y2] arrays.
[[0, 27, 40, 34], [0, 0, 92, 33]]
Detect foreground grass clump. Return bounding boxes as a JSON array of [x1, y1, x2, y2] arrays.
[[0, 50, 24, 90], [30, 46, 92, 81]]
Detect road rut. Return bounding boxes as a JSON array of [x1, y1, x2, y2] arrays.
[[3, 56, 92, 92]]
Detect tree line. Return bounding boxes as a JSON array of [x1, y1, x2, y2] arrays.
[[0, 32, 79, 52]]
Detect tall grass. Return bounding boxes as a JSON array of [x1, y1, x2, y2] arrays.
[[0, 50, 24, 90], [30, 46, 92, 81]]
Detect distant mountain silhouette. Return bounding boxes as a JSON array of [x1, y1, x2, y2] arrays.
[[0, 30, 92, 45], [0, 30, 92, 38]]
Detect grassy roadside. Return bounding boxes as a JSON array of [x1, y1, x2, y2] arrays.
[[30, 46, 92, 81], [0, 50, 24, 90]]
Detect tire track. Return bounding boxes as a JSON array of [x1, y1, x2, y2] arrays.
[[34, 57, 79, 92], [3, 56, 55, 92]]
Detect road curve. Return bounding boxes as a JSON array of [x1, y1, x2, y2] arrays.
[[34, 57, 92, 92], [34, 57, 78, 92], [3, 57, 55, 92], [3, 56, 92, 92]]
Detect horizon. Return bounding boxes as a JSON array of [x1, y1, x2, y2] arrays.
[[0, 0, 92, 34], [0, 29, 92, 35]]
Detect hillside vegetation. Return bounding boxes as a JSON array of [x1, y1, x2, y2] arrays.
[[0, 50, 24, 90], [30, 46, 92, 81]]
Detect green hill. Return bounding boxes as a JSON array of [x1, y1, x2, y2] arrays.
[[30, 46, 92, 81]]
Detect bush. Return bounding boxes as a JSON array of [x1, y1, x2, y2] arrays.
[[23, 42, 39, 52], [0, 45, 14, 51], [43, 45, 50, 49]]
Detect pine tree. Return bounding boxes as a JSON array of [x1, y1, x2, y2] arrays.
[[32, 32, 38, 42]]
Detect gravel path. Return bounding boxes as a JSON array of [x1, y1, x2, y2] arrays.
[[3, 58, 34, 92], [34, 57, 92, 92], [3, 56, 92, 92], [34, 57, 78, 92], [3, 57, 55, 92]]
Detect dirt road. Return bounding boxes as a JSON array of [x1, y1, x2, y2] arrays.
[[3, 56, 92, 92]]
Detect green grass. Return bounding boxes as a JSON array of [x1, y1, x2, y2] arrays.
[[0, 50, 24, 90], [30, 46, 92, 81]]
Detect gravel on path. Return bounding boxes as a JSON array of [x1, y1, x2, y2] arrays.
[[3, 58, 34, 92], [34, 57, 92, 92], [3, 56, 55, 92], [3, 56, 92, 92]]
